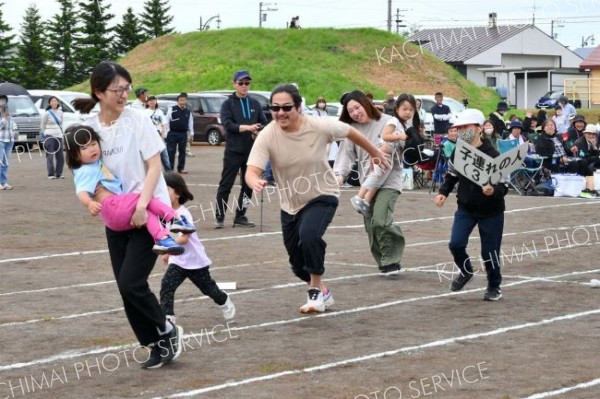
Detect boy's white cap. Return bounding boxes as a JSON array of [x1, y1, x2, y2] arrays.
[[453, 109, 485, 127], [583, 123, 597, 134]]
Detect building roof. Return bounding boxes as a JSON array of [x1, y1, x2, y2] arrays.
[[408, 24, 532, 63], [574, 47, 595, 59], [580, 45, 600, 69]]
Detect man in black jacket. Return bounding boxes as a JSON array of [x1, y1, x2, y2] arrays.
[[489, 101, 508, 137], [434, 109, 508, 301], [214, 70, 268, 228], [166, 93, 193, 174]]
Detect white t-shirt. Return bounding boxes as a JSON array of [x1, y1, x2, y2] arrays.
[[383, 116, 409, 151], [86, 107, 169, 205], [146, 108, 166, 137], [146, 108, 166, 127], [168, 205, 211, 269], [130, 99, 145, 110]]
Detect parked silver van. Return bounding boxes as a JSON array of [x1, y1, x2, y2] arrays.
[[8, 94, 42, 149]]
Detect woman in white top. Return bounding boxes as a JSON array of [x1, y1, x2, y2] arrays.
[[40, 96, 65, 179], [72, 61, 183, 369], [312, 96, 329, 117], [145, 96, 171, 171], [416, 98, 427, 124], [313, 96, 339, 166]]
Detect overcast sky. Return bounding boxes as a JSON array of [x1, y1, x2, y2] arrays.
[[3, 0, 600, 50]]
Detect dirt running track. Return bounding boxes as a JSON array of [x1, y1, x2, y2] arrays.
[[1, 144, 599, 399]]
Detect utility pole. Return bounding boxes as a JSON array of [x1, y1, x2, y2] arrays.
[[259, 2, 278, 28], [395, 8, 407, 34], [550, 19, 564, 39], [387, 0, 392, 32]]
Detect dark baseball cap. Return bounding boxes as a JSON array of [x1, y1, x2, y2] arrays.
[[135, 88, 148, 97], [233, 70, 252, 81]]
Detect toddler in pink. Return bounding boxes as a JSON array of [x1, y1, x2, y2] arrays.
[[64, 125, 195, 255]]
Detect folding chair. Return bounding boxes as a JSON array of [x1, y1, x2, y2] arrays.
[[429, 139, 455, 194], [498, 139, 544, 195]]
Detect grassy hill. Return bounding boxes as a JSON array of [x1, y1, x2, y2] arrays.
[[72, 27, 501, 112]]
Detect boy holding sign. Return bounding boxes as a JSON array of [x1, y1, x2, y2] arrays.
[[434, 109, 509, 301]]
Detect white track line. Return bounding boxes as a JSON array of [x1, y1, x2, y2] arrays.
[[0, 266, 435, 328], [0, 260, 279, 297], [2, 268, 598, 372], [520, 377, 600, 398], [3, 216, 599, 274], [2, 202, 597, 265], [3, 219, 599, 297], [152, 307, 600, 398]]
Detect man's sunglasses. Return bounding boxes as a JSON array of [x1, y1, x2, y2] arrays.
[[236, 81, 251, 86], [269, 105, 295, 112]]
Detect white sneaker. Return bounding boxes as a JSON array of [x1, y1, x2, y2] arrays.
[[220, 295, 236, 320], [299, 288, 325, 314], [323, 289, 334, 309]]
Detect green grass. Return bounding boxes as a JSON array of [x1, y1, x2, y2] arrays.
[[71, 27, 507, 113], [68, 27, 600, 120]]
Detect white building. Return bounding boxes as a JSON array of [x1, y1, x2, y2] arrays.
[[408, 13, 585, 109]]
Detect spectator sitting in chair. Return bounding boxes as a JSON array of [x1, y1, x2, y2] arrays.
[[502, 120, 529, 146], [535, 119, 587, 176], [567, 115, 586, 148], [523, 112, 540, 141], [573, 124, 600, 175]]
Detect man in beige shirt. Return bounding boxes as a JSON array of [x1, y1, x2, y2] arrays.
[[246, 84, 389, 314]]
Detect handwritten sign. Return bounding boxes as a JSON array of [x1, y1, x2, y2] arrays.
[[453, 139, 529, 187]]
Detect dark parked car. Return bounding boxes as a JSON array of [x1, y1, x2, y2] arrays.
[[535, 90, 581, 109], [156, 93, 227, 145], [201, 90, 273, 123]]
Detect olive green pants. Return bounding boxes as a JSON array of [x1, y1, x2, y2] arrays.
[[363, 188, 405, 269]]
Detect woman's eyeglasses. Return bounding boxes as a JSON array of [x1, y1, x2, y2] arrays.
[[106, 85, 133, 96], [269, 105, 295, 112]]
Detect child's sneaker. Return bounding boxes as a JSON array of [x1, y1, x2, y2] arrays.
[[170, 215, 196, 234], [219, 295, 236, 320], [350, 196, 372, 218], [299, 288, 325, 314], [153, 237, 185, 255]]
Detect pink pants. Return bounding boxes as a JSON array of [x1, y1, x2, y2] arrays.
[[100, 193, 175, 240]]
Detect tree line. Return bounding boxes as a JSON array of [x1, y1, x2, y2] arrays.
[[0, 0, 174, 89]]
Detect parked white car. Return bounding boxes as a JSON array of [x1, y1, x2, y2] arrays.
[[307, 102, 343, 120], [28, 90, 96, 130]]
